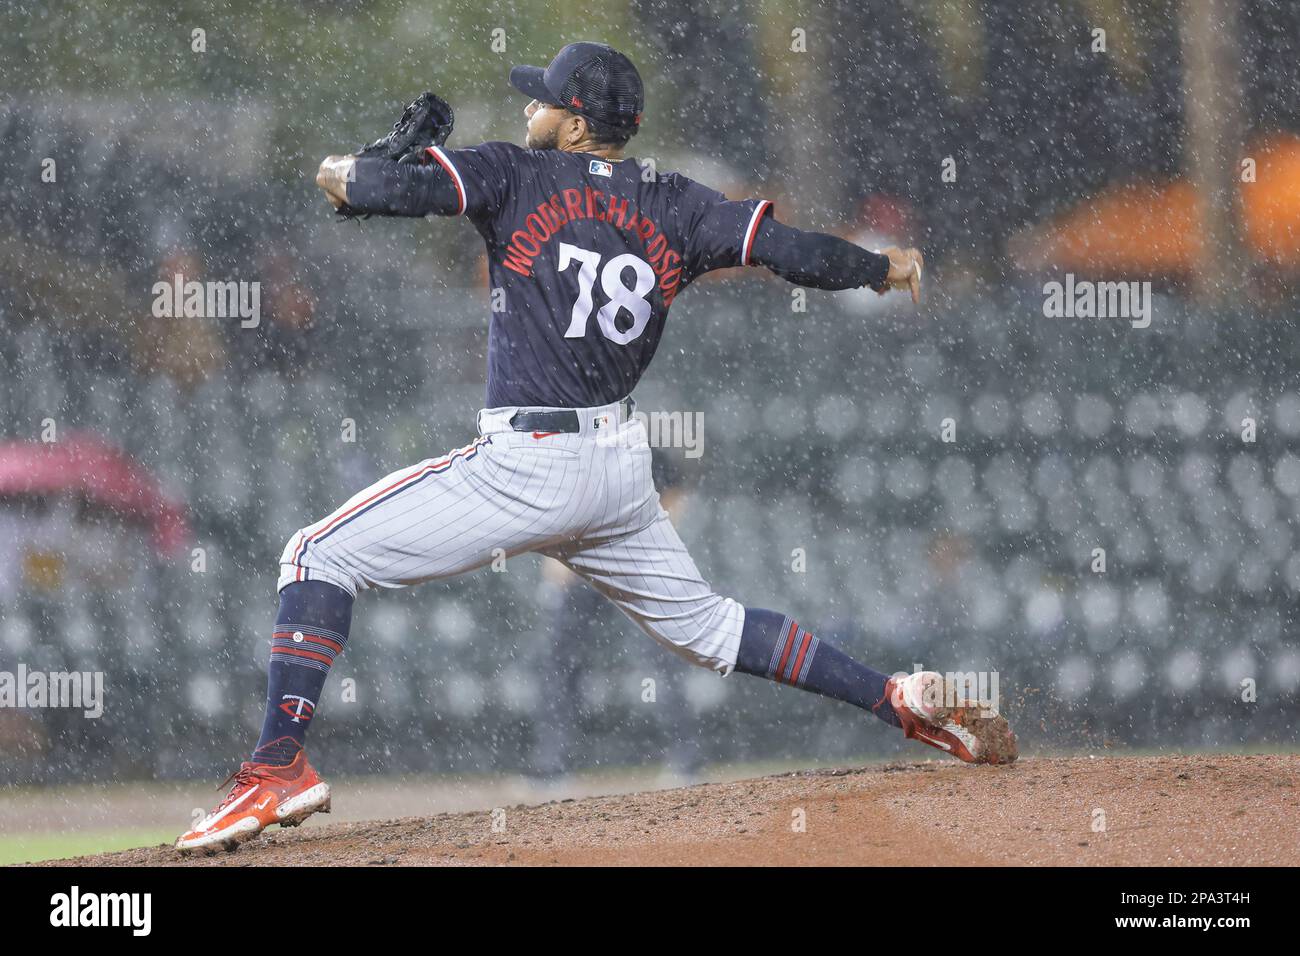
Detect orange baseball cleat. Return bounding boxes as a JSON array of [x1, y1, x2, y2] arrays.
[[884, 671, 1018, 765], [175, 749, 331, 855]]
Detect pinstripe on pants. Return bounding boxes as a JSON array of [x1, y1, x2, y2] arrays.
[[278, 401, 745, 674]]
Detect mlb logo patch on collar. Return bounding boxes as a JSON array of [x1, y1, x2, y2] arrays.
[[589, 159, 613, 177], [592, 413, 611, 429]]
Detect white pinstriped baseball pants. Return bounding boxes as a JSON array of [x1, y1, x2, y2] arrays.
[[278, 400, 745, 674]]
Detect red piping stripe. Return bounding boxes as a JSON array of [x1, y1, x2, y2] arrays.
[[788, 631, 814, 684], [302, 439, 485, 548], [741, 200, 771, 266], [774, 620, 800, 683], [425, 146, 466, 215], [273, 632, 344, 653]]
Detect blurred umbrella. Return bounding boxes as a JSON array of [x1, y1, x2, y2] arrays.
[[0, 432, 189, 556], [1010, 134, 1300, 275]]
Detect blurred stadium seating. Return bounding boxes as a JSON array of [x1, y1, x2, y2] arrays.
[[3, 74, 1299, 785]]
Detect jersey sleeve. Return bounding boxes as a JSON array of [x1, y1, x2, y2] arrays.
[[678, 177, 774, 276], [422, 141, 524, 220]]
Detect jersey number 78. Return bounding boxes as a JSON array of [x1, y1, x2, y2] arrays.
[[558, 241, 656, 345]]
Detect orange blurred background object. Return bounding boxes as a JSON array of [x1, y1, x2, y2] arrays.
[[1012, 135, 1300, 275]]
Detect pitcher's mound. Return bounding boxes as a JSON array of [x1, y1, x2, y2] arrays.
[[51, 754, 1300, 866]]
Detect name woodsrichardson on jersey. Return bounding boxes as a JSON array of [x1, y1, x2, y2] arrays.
[[499, 184, 685, 306]]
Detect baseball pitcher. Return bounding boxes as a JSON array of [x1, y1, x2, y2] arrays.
[[177, 42, 1016, 855]]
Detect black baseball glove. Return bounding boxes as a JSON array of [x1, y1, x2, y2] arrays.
[[336, 91, 455, 219]]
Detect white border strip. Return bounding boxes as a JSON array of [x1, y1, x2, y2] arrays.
[[426, 145, 467, 215], [741, 199, 772, 265]]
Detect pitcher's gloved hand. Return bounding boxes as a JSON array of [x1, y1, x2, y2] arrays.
[[356, 91, 454, 162], [324, 91, 455, 219]]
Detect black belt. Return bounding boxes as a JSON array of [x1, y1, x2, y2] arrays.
[[509, 399, 633, 434], [509, 409, 580, 433]]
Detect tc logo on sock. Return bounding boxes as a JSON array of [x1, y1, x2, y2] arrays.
[[279, 694, 316, 723]]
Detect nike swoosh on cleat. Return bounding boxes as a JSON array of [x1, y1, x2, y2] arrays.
[[198, 785, 259, 831], [913, 730, 952, 751]]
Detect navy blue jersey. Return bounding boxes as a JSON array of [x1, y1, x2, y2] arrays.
[[426, 142, 772, 408]]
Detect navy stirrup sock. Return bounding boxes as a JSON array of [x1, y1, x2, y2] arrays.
[[252, 580, 354, 766], [735, 607, 902, 728]]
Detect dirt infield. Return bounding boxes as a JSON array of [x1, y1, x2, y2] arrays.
[[48, 753, 1300, 866]]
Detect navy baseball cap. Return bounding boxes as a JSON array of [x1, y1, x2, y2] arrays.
[[510, 42, 644, 132]]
